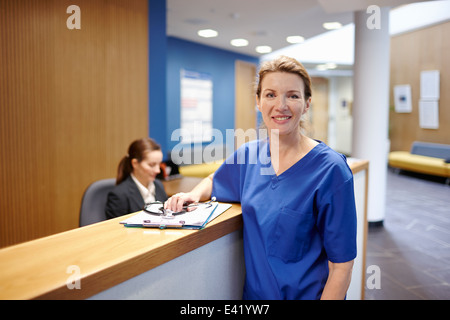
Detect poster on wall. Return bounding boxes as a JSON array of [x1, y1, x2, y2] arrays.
[[180, 69, 213, 143], [419, 70, 440, 129], [394, 84, 412, 113], [419, 100, 439, 129], [420, 70, 440, 100]]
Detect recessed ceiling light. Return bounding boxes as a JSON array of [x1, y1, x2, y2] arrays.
[[316, 63, 338, 71], [197, 29, 218, 38], [286, 35, 304, 44], [255, 45, 272, 54], [322, 22, 342, 30], [230, 38, 249, 47]]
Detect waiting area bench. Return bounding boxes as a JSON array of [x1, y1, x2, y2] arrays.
[[388, 141, 450, 182], [179, 161, 223, 178]]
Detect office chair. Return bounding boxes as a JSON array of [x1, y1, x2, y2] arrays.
[[79, 178, 116, 227]]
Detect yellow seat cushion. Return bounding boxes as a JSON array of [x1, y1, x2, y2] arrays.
[[388, 151, 449, 178], [179, 161, 224, 178]]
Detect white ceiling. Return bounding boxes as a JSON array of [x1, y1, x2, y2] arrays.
[[166, 0, 430, 57]]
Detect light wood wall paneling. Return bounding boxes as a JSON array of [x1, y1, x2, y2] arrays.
[[235, 60, 257, 149], [0, 0, 149, 247], [389, 21, 450, 151], [310, 77, 329, 144]]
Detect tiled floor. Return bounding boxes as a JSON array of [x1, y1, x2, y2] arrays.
[[364, 169, 450, 300]]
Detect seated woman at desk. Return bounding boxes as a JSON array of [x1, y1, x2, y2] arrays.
[[165, 56, 357, 300], [106, 137, 168, 219]]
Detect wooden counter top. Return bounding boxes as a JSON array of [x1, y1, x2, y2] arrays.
[[0, 159, 368, 300], [347, 158, 369, 174], [0, 203, 243, 300], [162, 176, 203, 196]]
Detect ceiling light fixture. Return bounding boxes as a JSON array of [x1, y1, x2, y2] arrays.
[[197, 29, 218, 38], [255, 45, 272, 54], [316, 63, 338, 71], [322, 22, 342, 30], [230, 38, 249, 47], [286, 35, 305, 44]]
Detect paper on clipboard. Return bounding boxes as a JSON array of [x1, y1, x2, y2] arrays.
[[120, 202, 231, 229]]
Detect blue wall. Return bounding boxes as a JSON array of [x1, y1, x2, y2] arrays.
[[148, 0, 259, 158], [148, 0, 168, 155], [165, 37, 259, 154]]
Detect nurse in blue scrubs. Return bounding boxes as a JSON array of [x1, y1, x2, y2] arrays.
[[165, 56, 357, 300]]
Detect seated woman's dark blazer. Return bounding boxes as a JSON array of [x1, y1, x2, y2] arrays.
[[105, 175, 168, 219]]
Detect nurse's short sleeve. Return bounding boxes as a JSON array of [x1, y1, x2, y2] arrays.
[[317, 177, 357, 263], [211, 151, 242, 203]]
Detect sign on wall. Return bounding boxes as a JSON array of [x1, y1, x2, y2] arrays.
[[419, 70, 440, 129], [394, 84, 412, 113], [180, 69, 213, 143]]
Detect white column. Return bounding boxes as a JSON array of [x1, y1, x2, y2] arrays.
[[352, 7, 390, 224]]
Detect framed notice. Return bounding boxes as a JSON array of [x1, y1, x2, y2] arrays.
[[420, 70, 440, 100], [419, 100, 439, 129], [180, 69, 213, 143], [419, 70, 439, 129], [394, 84, 412, 113]]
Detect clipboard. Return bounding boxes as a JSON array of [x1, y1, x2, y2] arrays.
[[120, 202, 231, 230]]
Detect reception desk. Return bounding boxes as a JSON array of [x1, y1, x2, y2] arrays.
[[0, 160, 368, 300], [346, 158, 369, 300]]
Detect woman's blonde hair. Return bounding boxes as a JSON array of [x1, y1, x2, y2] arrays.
[[256, 55, 312, 100]]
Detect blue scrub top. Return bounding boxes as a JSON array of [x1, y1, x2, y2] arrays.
[[212, 139, 357, 300]]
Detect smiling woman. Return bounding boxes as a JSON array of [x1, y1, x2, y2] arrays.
[[256, 55, 312, 134], [255, 56, 319, 175], [257, 72, 308, 137], [164, 56, 358, 300]]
